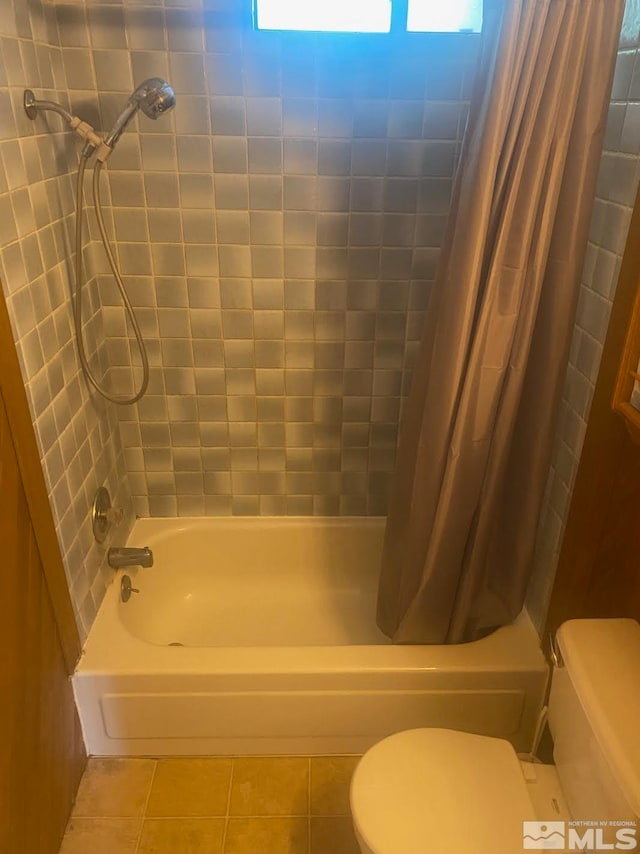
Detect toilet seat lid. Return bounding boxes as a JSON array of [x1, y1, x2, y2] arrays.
[[350, 728, 537, 854]]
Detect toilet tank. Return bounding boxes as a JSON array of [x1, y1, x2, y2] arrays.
[[548, 619, 640, 821]]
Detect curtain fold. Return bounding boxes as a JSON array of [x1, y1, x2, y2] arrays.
[[377, 0, 624, 644]]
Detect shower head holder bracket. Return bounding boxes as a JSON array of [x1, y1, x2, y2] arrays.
[[23, 89, 102, 151]]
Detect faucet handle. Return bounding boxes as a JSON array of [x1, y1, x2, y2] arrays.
[[92, 486, 123, 543], [104, 505, 124, 526]]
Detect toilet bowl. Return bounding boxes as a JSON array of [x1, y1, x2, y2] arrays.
[[350, 619, 640, 854]]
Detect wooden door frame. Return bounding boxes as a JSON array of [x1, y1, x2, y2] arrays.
[[0, 287, 81, 673], [545, 183, 640, 639]]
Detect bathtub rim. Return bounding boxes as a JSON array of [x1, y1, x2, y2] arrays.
[[78, 514, 546, 676], [78, 593, 545, 674]]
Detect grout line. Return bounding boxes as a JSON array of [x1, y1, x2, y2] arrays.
[[308, 756, 312, 854], [127, 813, 317, 819], [74, 812, 349, 820], [134, 758, 158, 853], [72, 811, 348, 820], [222, 757, 235, 853]]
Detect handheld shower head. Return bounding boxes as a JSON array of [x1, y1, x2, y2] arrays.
[[103, 78, 176, 150], [134, 77, 176, 120]]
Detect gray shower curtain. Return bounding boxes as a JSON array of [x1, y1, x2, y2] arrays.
[[377, 0, 624, 644]]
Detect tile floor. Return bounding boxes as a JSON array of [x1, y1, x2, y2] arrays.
[[60, 756, 362, 853]]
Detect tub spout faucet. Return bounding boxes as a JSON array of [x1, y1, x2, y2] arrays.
[[108, 547, 154, 569]]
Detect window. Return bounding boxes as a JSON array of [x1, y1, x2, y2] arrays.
[[253, 0, 482, 34], [407, 0, 482, 32], [254, 0, 392, 33]]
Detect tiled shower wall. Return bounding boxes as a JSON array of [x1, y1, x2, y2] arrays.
[[526, 0, 640, 630], [61, 1, 479, 517], [10, 0, 630, 639], [0, 1, 133, 640]]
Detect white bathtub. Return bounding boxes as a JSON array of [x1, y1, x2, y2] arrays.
[[73, 518, 548, 756]]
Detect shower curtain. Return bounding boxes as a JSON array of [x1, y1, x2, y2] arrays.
[[377, 0, 624, 644]]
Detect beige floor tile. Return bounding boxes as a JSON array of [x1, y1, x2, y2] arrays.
[[72, 758, 156, 817], [146, 758, 232, 817], [225, 817, 308, 854], [60, 818, 141, 854], [229, 757, 309, 816], [138, 818, 225, 853], [310, 817, 361, 854], [310, 756, 360, 815]]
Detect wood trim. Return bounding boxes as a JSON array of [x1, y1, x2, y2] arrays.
[[616, 402, 640, 444], [612, 228, 640, 440], [0, 390, 86, 853], [0, 287, 81, 672], [545, 183, 640, 638]]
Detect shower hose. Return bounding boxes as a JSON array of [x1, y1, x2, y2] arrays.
[[74, 152, 149, 405]]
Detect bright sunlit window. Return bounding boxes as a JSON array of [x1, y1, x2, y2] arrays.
[[407, 0, 482, 32], [253, 0, 481, 34], [254, 0, 392, 33]]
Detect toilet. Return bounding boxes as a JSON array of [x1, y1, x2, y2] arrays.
[[350, 618, 640, 854]]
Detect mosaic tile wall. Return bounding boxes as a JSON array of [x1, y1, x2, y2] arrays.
[[526, 2, 640, 631], [55, 0, 480, 517], [0, 0, 134, 641]]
